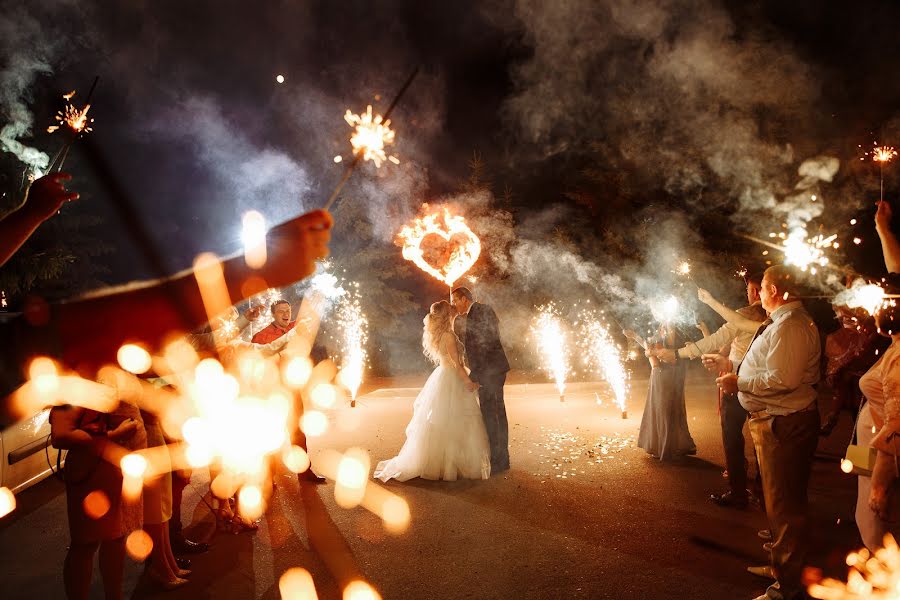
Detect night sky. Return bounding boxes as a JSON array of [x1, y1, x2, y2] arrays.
[[3, 0, 900, 367]]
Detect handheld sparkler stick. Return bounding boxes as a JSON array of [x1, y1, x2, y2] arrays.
[[47, 76, 99, 174], [323, 67, 420, 212]]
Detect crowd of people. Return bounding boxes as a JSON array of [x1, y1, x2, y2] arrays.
[[624, 202, 900, 600], [4, 171, 900, 600], [1, 172, 333, 599]]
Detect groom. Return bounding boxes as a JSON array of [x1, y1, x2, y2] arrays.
[[450, 287, 511, 474]]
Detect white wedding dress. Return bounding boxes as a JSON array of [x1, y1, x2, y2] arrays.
[[374, 333, 491, 482]]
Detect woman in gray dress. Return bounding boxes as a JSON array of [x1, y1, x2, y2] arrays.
[[626, 323, 697, 461]]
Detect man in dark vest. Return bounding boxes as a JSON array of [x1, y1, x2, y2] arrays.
[[450, 287, 511, 474]]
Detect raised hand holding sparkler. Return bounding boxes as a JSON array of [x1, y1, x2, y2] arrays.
[[46, 77, 99, 173]]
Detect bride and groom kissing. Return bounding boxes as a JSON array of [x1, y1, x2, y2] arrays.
[[374, 287, 511, 482]]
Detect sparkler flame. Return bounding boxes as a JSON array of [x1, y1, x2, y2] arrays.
[[47, 90, 94, 135], [579, 310, 630, 413], [650, 295, 681, 323], [397, 206, 481, 287], [344, 104, 397, 167], [530, 304, 570, 398], [782, 228, 835, 273], [873, 145, 897, 164], [808, 534, 900, 599], [834, 279, 887, 316]]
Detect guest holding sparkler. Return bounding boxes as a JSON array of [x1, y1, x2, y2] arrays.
[[715, 265, 820, 600], [853, 275, 900, 550], [876, 199, 900, 273], [656, 273, 767, 508], [625, 323, 697, 461], [0, 172, 79, 267]]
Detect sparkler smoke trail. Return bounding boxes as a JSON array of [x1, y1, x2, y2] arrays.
[[530, 304, 570, 401]]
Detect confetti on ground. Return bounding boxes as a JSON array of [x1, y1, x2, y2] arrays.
[[533, 427, 635, 478]]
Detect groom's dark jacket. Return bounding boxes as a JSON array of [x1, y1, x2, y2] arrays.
[[463, 302, 510, 384]]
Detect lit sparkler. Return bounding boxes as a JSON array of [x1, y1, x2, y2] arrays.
[[834, 279, 887, 316], [397, 205, 481, 287], [651, 295, 681, 323], [579, 310, 630, 418], [46, 77, 99, 173], [808, 534, 900, 599], [865, 142, 898, 202], [343, 105, 396, 168], [783, 228, 836, 274], [322, 67, 419, 211], [530, 304, 570, 401], [334, 288, 369, 407]]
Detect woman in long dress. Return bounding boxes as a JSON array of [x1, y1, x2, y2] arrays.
[[375, 300, 491, 482], [627, 323, 697, 461]]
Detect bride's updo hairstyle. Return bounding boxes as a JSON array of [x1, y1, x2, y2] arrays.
[[423, 300, 455, 364]]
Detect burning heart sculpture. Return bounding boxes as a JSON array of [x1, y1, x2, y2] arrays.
[[397, 206, 481, 287]]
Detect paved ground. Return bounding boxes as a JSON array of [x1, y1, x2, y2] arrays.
[[0, 366, 863, 599]]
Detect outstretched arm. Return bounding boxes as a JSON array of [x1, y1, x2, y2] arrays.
[[697, 288, 760, 333], [0, 173, 79, 267]]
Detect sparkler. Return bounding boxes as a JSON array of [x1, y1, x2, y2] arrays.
[[397, 205, 481, 287], [46, 77, 98, 173], [530, 304, 570, 401], [579, 310, 630, 418], [323, 67, 419, 212], [739, 228, 836, 274], [650, 295, 681, 324], [834, 279, 887, 316], [808, 534, 900, 599], [863, 142, 898, 202]]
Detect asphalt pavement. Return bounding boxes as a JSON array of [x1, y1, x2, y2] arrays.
[[0, 366, 862, 599]]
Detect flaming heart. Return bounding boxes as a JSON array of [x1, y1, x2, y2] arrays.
[[397, 206, 481, 287]]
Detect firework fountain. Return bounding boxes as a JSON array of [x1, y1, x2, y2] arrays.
[[530, 304, 571, 402], [334, 286, 369, 407], [579, 309, 630, 418]]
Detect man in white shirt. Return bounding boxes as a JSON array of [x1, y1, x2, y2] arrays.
[[717, 265, 821, 600], [656, 273, 767, 508]]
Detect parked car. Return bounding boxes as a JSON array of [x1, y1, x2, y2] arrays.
[[1, 408, 61, 494]]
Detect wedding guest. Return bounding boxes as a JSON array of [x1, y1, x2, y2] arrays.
[[626, 323, 697, 461], [50, 401, 147, 600], [716, 265, 821, 600], [820, 304, 881, 435], [854, 276, 900, 550], [250, 300, 294, 344], [657, 273, 767, 507], [876, 199, 900, 273], [140, 408, 190, 589]]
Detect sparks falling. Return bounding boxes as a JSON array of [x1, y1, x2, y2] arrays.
[[579, 310, 630, 417], [397, 206, 481, 287], [334, 289, 369, 405], [530, 304, 571, 401], [808, 534, 900, 599], [344, 105, 397, 167]]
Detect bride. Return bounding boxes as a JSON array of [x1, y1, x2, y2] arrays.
[[374, 300, 491, 482]]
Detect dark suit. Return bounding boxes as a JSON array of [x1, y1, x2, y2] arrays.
[[463, 302, 510, 472]]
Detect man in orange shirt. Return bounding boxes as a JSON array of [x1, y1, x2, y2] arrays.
[[251, 299, 325, 484], [251, 300, 295, 344]]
